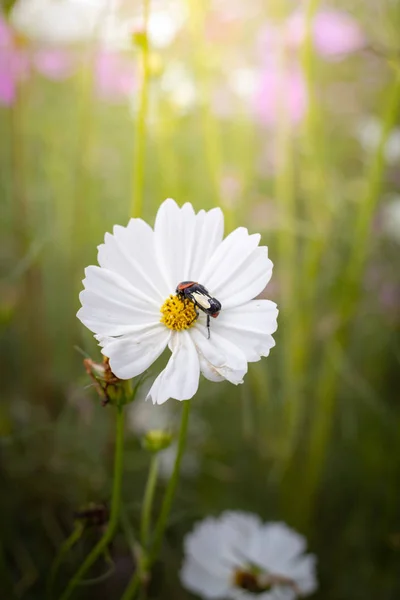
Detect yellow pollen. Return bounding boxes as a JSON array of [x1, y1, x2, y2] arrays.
[[160, 295, 198, 331]]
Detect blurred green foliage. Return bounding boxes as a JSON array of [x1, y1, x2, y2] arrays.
[[1, 1, 400, 599]]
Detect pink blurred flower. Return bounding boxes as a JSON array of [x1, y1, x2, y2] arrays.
[[307, 10, 365, 58], [0, 15, 135, 106], [0, 15, 75, 105], [33, 48, 76, 80], [255, 63, 307, 126], [255, 8, 365, 125], [95, 51, 136, 103]]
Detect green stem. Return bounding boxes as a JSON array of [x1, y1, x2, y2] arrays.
[[283, 0, 325, 459], [120, 571, 141, 600], [121, 401, 191, 600], [10, 79, 50, 401], [302, 72, 400, 524], [140, 455, 159, 548], [58, 406, 125, 600], [131, 0, 151, 219], [188, 2, 223, 213], [47, 523, 84, 599], [150, 400, 191, 561], [274, 43, 297, 454]]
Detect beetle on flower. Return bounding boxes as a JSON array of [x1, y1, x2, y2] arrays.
[[77, 198, 278, 405]]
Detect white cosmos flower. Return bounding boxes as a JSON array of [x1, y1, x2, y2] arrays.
[[180, 512, 317, 600], [77, 198, 278, 405]]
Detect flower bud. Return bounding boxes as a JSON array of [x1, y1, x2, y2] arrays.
[[83, 356, 132, 407], [142, 429, 173, 453], [132, 29, 148, 49]]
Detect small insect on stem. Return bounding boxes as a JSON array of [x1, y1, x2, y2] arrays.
[[176, 281, 221, 339]]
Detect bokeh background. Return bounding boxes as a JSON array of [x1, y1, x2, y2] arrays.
[[1, 0, 400, 598]]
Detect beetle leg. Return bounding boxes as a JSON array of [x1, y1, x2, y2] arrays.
[[207, 314, 210, 339]]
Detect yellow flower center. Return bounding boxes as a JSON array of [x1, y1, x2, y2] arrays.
[[160, 294, 198, 331]]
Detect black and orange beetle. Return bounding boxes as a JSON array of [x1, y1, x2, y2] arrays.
[[176, 281, 221, 339]]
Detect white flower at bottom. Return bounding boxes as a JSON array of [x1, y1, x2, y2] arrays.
[[77, 198, 278, 405], [180, 512, 317, 600]]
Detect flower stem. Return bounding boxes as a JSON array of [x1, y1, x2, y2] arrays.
[[131, 0, 151, 219], [140, 455, 159, 548], [121, 401, 191, 600], [188, 2, 223, 213], [120, 570, 141, 600], [287, 0, 329, 459], [274, 43, 297, 454], [58, 406, 125, 600], [150, 400, 191, 561], [301, 72, 400, 525], [47, 523, 84, 599]]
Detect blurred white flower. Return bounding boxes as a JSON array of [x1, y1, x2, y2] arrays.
[[160, 63, 197, 112], [229, 68, 258, 101], [101, 0, 187, 50], [356, 117, 400, 164], [146, 6, 186, 49], [11, 0, 111, 44], [77, 199, 278, 405], [180, 512, 317, 600]]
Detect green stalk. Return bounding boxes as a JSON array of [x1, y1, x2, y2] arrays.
[[120, 571, 141, 600], [10, 77, 50, 402], [47, 524, 84, 599], [188, 1, 223, 214], [131, 0, 151, 219], [283, 0, 326, 458], [58, 406, 125, 600], [150, 400, 191, 560], [121, 401, 191, 600], [273, 45, 297, 452], [140, 455, 159, 548], [302, 73, 400, 524]]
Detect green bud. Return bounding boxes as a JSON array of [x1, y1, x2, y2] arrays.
[[132, 30, 148, 49], [142, 429, 173, 453]]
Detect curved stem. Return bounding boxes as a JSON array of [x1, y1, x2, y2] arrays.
[[150, 400, 191, 561], [120, 570, 141, 600], [58, 406, 125, 600], [121, 401, 191, 600], [131, 0, 151, 218], [47, 523, 84, 599], [140, 455, 159, 548]]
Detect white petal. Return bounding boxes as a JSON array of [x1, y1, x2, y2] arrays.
[[199, 227, 261, 295], [100, 325, 170, 379], [154, 199, 224, 292], [214, 300, 278, 362], [215, 247, 273, 309], [198, 353, 225, 382], [248, 522, 307, 575], [146, 331, 200, 404], [285, 555, 318, 595], [154, 198, 195, 291], [184, 517, 234, 575], [190, 326, 247, 384], [219, 511, 263, 567], [97, 218, 169, 302], [77, 266, 160, 336], [180, 558, 230, 599], [230, 591, 277, 600], [268, 590, 295, 600], [184, 207, 225, 281]]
